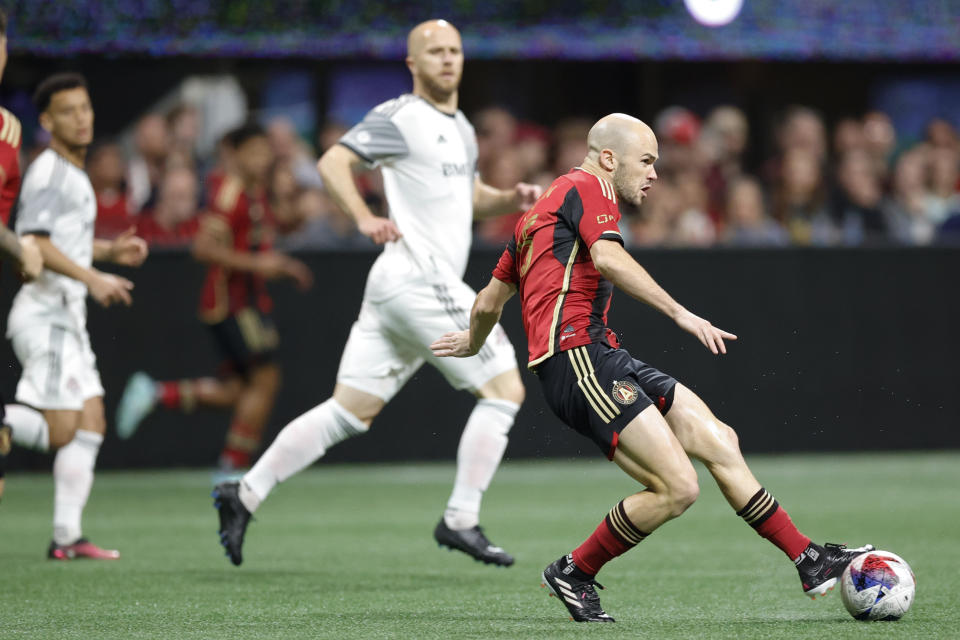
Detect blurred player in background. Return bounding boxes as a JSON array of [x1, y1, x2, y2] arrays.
[[213, 19, 540, 567], [3, 73, 149, 559], [432, 114, 873, 621], [0, 8, 44, 502], [116, 123, 313, 474]]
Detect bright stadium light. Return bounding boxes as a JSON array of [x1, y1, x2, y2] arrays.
[[684, 0, 744, 27]]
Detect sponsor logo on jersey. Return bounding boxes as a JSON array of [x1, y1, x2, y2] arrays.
[[437, 134, 447, 143], [442, 162, 471, 177], [611, 380, 639, 405], [597, 214, 614, 224]]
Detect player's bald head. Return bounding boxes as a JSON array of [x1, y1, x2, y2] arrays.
[[587, 113, 656, 158], [584, 114, 660, 206], [407, 19, 461, 58]]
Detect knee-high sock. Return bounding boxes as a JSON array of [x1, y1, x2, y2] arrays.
[[239, 398, 368, 513], [52, 429, 103, 545], [737, 487, 811, 561], [444, 398, 518, 530], [6, 404, 49, 452]]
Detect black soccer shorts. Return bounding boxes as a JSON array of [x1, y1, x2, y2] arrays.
[[208, 307, 280, 377], [536, 342, 677, 460]]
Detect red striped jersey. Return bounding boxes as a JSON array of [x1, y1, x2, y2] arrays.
[[0, 107, 23, 224], [493, 168, 624, 367], [198, 175, 275, 323]]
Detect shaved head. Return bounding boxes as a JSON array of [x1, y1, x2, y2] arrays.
[[587, 113, 656, 158], [406, 19, 463, 110], [407, 19, 461, 58], [583, 113, 659, 206]]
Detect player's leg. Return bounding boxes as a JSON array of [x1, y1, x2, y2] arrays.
[[219, 363, 280, 470], [116, 371, 243, 440], [543, 404, 699, 622], [664, 383, 872, 597], [216, 303, 419, 565], [385, 280, 524, 564], [48, 395, 118, 560]]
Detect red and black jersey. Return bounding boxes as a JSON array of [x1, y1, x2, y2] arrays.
[[198, 175, 276, 324], [0, 107, 23, 225], [493, 168, 624, 367]]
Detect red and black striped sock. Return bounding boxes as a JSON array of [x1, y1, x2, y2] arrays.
[[737, 487, 811, 561], [571, 500, 649, 576], [157, 380, 197, 412]]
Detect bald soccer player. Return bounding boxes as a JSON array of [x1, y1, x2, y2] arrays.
[[431, 114, 873, 622], [213, 20, 541, 567]]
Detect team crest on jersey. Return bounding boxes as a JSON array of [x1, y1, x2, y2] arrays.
[[611, 380, 639, 405]]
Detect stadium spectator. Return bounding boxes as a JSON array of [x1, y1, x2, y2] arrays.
[[862, 111, 896, 181], [928, 146, 960, 224], [723, 176, 789, 246], [671, 170, 716, 246], [832, 117, 867, 158], [882, 149, 936, 245], [88, 142, 134, 238], [266, 116, 323, 189], [926, 117, 959, 151], [772, 148, 834, 245], [475, 106, 517, 178], [135, 167, 200, 247], [278, 187, 370, 250], [700, 105, 748, 224], [165, 103, 201, 171], [127, 113, 170, 213], [832, 149, 888, 245]]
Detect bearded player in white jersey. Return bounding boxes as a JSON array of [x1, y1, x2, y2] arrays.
[[4, 73, 148, 559], [214, 19, 540, 567]]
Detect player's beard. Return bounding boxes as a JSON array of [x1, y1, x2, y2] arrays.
[[611, 166, 643, 207], [419, 72, 459, 105]]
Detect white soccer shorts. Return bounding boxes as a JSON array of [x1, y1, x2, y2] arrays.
[[11, 322, 104, 411], [337, 277, 518, 401]]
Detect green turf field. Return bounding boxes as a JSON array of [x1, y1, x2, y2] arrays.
[[1, 452, 956, 639]]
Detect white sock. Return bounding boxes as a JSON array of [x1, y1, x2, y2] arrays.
[[240, 398, 368, 513], [444, 398, 518, 530], [52, 429, 103, 545], [6, 404, 49, 452]]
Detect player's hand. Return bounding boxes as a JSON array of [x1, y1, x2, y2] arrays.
[[674, 309, 737, 355], [88, 270, 134, 307], [282, 256, 314, 291], [111, 227, 149, 267], [358, 215, 402, 245], [18, 235, 43, 281], [513, 182, 543, 210], [430, 330, 477, 358]]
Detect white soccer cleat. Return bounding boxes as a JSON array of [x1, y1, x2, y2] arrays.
[[115, 371, 157, 440]]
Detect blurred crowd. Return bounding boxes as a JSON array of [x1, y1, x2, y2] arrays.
[[29, 101, 960, 250]]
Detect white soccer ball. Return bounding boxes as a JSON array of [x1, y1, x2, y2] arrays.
[[840, 550, 915, 621]]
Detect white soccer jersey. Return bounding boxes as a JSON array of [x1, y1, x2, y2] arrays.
[[340, 94, 478, 292], [7, 148, 96, 336]]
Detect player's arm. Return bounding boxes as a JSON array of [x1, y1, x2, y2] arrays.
[[28, 234, 133, 307], [93, 227, 149, 267], [431, 277, 516, 358], [316, 144, 400, 245], [589, 239, 737, 355], [473, 177, 542, 219], [192, 218, 312, 289], [0, 224, 41, 279]]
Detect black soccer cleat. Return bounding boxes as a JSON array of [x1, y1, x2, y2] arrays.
[[433, 519, 515, 567], [797, 542, 875, 598], [212, 481, 252, 566], [541, 554, 615, 622]]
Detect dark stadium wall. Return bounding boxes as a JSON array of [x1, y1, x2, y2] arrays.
[[3, 248, 958, 470]]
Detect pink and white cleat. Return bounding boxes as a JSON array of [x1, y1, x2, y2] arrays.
[[47, 538, 120, 560]]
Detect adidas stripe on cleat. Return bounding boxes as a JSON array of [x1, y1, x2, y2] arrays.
[[541, 555, 615, 622]]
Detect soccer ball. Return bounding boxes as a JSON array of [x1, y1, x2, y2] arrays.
[[840, 550, 915, 621]]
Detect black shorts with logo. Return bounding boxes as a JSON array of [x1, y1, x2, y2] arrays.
[[208, 307, 280, 377], [536, 342, 677, 460]]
